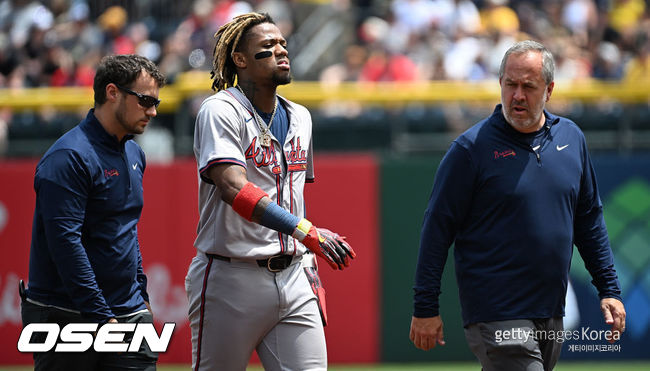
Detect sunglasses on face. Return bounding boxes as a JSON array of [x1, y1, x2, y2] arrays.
[[114, 83, 161, 108]]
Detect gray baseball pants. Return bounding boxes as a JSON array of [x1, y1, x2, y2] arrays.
[[185, 253, 327, 371], [464, 318, 563, 371]]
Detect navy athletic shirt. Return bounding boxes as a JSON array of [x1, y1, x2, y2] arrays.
[[414, 104, 621, 326], [26, 109, 149, 323], [255, 98, 289, 147]]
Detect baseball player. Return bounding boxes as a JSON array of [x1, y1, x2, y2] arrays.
[[185, 12, 356, 371]]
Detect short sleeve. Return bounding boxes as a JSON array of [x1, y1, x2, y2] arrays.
[[194, 96, 248, 183]]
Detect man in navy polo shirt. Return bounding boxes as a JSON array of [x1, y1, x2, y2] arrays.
[[410, 40, 625, 370], [21, 54, 165, 370]]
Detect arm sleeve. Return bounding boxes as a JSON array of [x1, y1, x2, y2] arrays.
[[574, 144, 622, 300], [36, 150, 114, 322], [195, 98, 247, 183], [413, 142, 476, 317]]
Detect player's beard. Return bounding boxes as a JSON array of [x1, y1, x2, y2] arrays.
[[272, 71, 292, 86]]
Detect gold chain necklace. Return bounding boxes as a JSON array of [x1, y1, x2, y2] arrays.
[[236, 85, 277, 147]]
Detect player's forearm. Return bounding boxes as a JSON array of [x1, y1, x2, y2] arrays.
[[250, 196, 273, 223], [207, 162, 304, 235], [232, 182, 303, 236], [207, 162, 249, 204], [231, 181, 354, 269], [229, 183, 323, 246]]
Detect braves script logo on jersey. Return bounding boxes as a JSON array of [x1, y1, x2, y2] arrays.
[[494, 149, 516, 159], [245, 137, 279, 169], [245, 136, 309, 173], [286, 137, 307, 172]]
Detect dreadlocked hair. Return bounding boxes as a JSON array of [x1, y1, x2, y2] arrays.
[[210, 12, 274, 91]]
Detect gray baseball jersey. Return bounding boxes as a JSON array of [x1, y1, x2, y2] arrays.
[[187, 87, 326, 371], [193, 87, 314, 259]]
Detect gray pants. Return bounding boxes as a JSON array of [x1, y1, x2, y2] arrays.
[[464, 318, 563, 371], [185, 253, 326, 371]]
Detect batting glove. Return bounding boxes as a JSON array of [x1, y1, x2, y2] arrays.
[[318, 228, 356, 266], [294, 220, 356, 270]]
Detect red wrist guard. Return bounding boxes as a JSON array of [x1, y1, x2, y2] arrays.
[[232, 182, 268, 221]]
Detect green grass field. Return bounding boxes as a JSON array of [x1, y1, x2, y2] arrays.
[[3, 362, 649, 371]]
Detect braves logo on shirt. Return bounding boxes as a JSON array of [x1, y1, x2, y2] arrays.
[[494, 149, 516, 159], [244, 136, 309, 174], [245, 137, 280, 170], [104, 169, 120, 178], [286, 137, 307, 172]]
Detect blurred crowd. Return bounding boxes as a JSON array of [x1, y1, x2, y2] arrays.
[[2, 0, 649, 89], [1, 0, 650, 155], [326, 0, 650, 84], [0, 0, 302, 89]]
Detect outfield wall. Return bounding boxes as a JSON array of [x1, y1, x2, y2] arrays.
[[1, 153, 649, 364], [0, 155, 381, 365]]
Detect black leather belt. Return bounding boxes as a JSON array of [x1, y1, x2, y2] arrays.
[[206, 253, 294, 272]]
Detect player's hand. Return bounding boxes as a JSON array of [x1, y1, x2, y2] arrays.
[[410, 316, 445, 351], [302, 226, 356, 270], [601, 297, 625, 343], [318, 228, 356, 265]]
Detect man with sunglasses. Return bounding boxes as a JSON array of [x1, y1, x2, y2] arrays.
[[21, 54, 165, 370]]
